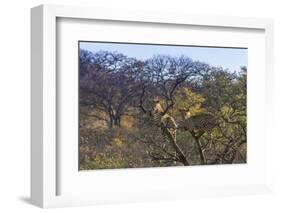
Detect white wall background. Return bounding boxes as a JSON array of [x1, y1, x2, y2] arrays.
[[0, 0, 280, 212]]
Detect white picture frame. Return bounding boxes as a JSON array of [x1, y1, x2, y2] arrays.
[[31, 4, 274, 208]]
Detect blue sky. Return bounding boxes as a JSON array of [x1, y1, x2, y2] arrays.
[[80, 41, 247, 73]]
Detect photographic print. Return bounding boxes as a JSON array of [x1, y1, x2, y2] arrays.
[[79, 41, 247, 170]]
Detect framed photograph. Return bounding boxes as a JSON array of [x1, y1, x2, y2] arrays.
[[31, 4, 274, 208]]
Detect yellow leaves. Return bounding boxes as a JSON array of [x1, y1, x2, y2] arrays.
[[220, 105, 233, 117], [235, 93, 245, 100], [173, 87, 206, 116], [178, 88, 204, 108], [110, 129, 125, 148], [121, 115, 134, 130], [80, 153, 127, 170], [79, 144, 91, 153], [112, 137, 123, 148]]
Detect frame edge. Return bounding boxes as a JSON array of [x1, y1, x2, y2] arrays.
[[31, 5, 44, 208]]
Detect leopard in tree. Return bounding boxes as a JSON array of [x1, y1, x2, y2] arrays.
[[177, 107, 217, 164], [178, 107, 217, 140], [150, 98, 178, 140], [148, 98, 190, 165], [135, 96, 190, 165]]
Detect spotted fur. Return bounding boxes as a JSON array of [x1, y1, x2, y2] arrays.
[[150, 100, 177, 143], [179, 113, 216, 132]]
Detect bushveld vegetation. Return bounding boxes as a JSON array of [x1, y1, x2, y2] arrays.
[[79, 49, 247, 170]]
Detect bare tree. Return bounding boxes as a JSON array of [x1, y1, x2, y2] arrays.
[[80, 50, 145, 128]]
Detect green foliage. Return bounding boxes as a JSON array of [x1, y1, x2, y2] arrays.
[[80, 152, 128, 170], [112, 137, 123, 148], [173, 87, 206, 116]]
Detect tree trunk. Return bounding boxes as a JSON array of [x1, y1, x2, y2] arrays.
[[108, 114, 121, 128], [162, 127, 190, 166], [109, 116, 113, 128], [113, 116, 121, 126], [194, 137, 206, 164]]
